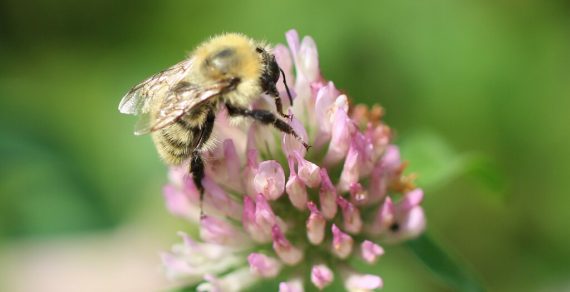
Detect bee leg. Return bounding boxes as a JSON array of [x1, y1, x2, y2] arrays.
[[272, 95, 291, 119], [266, 85, 290, 119], [225, 103, 310, 150], [190, 151, 206, 218], [189, 110, 216, 218]]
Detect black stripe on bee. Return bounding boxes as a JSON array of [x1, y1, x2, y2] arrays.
[[157, 136, 186, 153], [164, 148, 190, 162], [163, 133, 189, 149], [175, 118, 192, 129], [170, 150, 190, 159]]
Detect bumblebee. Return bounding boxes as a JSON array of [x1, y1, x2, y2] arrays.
[[118, 33, 308, 213]]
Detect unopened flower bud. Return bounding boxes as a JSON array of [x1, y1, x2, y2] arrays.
[[306, 201, 326, 244], [311, 264, 334, 289], [272, 225, 303, 265], [332, 224, 353, 259]]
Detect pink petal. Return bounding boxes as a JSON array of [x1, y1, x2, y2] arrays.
[[205, 139, 243, 192], [272, 225, 303, 265], [200, 215, 242, 245], [338, 144, 360, 192], [286, 155, 308, 210], [314, 92, 349, 148], [361, 240, 384, 264], [332, 224, 353, 259], [349, 183, 369, 205], [274, 43, 293, 75], [291, 75, 312, 122], [294, 152, 321, 188], [370, 197, 395, 235], [163, 184, 195, 219], [279, 278, 304, 292], [179, 173, 200, 203], [198, 268, 259, 292], [319, 169, 338, 219], [324, 108, 353, 165], [243, 148, 259, 196], [247, 253, 282, 278], [311, 264, 334, 289], [285, 29, 300, 61], [168, 166, 189, 187], [368, 162, 389, 203], [282, 116, 309, 158], [254, 194, 278, 241], [345, 274, 383, 291], [366, 123, 391, 163], [286, 174, 308, 210], [352, 131, 375, 176], [160, 252, 193, 280], [222, 139, 242, 191], [274, 44, 296, 106], [396, 207, 426, 240], [306, 201, 326, 245], [202, 178, 241, 220], [243, 194, 278, 243], [242, 196, 258, 239], [399, 188, 424, 212], [298, 36, 320, 82], [381, 145, 401, 174], [314, 82, 340, 135], [337, 196, 363, 234], [254, 161, 285, 200]]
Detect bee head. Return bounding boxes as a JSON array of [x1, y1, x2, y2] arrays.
[[257, 47, 289, 101], [257, 48, 279, 95]]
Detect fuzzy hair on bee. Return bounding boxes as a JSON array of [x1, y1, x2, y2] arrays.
[[118, 33, 307, 215]]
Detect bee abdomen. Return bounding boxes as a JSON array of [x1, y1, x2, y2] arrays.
[[163, 133, 189, 149], [152, 124, 195, 165]]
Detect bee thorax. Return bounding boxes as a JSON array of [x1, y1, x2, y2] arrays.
[[204, 48, 239, 76], [224, 78, 263, 107]]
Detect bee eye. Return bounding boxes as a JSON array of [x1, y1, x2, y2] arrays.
[[256, 47, 264, 53]]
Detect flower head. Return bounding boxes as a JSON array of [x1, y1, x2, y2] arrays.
[[161, 30, 426, 291]]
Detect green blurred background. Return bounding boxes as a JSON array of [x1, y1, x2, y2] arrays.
[[1, 0, 569, 291]]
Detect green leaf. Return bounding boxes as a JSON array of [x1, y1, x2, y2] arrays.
[[406, 234, 484, 292], [463, 155, 506, 194], [399, 129, 506, 197]]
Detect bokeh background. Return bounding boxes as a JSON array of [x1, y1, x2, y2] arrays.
[[1, 0, 569, 291]]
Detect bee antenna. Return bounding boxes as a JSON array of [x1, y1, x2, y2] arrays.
[[279, 68, 294, 106]]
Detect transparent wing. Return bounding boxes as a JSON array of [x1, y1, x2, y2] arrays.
[[118, 58, 193, 115], [132, 80, 234, 135]]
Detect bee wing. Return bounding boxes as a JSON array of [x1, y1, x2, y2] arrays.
[[132, 80, 233, 135], [118, 58, 193, 115]]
